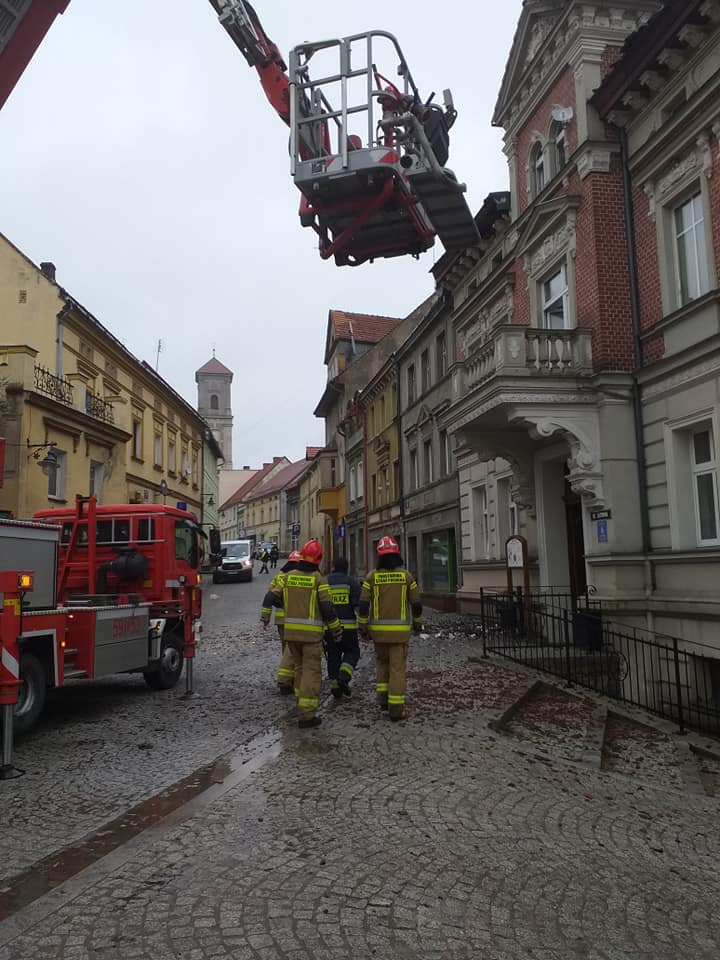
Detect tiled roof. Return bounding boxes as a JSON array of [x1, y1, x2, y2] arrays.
[[325, 310, 403, 362], [196, 357, 233, 376], [245, 459, 310, 501], [305, 446, 322, 459], [220, 457, 286, 510]]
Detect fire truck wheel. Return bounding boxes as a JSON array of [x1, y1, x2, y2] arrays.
[[14, 653, 48, 735], [143, 635, 184, 690]]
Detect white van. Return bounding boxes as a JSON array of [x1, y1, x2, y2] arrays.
[[214, 539, 253, 583]]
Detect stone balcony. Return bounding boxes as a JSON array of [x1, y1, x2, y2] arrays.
[[464, 325, 594, 390]]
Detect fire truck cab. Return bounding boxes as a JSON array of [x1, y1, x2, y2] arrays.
[[0, 497, 203, 742]]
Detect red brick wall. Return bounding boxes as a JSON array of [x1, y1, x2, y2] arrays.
[[710, 148, 720, 284], [512, 259, 530, 327], [600, 46, 624, 80], [516, 67, 578, 215]]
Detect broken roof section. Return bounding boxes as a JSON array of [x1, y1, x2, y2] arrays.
[[324, 309, 403, 364]]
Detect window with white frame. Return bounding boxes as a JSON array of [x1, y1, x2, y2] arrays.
[[48, 450, 67, 500], [440, 430, 451, 476], [541, 264, 570, 329], [472, 484, 489, 560], [673, 192, 711, 308], [410, 448, 419, 490], [357, 460, 364, 500], [349, 465, 356, 503], [691, 424, 719, 544], [551, 121, 567, 175], [423, 439, 433, 485], [530, 142, 545, 197]]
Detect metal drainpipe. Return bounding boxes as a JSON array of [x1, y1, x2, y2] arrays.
[[393, 352, 406, 558], [362, 403, 369, 570], [619, 125, 656, 595], [56, 301, 70, 379]]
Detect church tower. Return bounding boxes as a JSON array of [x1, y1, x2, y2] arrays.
[[196, 354, 233, 467]]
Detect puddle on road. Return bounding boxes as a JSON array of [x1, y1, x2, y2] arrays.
[[0, 730, 282, 923]]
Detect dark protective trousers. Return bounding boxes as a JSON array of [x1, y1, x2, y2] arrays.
[[325, 628, 361, 688]]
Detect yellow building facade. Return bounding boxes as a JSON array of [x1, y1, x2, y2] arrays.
[[0, 234, 208, 520], [363, 366, 402, 552]]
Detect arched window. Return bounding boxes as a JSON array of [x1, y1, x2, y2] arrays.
[[550, 121, 567, 176], [530, 142, 545, 198], [210, 394, 219, 411]]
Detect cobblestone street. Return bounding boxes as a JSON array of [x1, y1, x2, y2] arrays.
[[2, 576, 720, 958]]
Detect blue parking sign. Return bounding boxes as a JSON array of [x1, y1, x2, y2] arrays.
[[596, 519, 608, 543]]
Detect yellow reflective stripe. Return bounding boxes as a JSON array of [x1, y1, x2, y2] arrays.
[[357, 615, 369, 625], [283, 622, 323, 633], [410, 580, 418, 591], [277, 668, 294, 678], [326, 617, 341, 631], [388, 694, 405, 705], [339, 664, 353, 677], [400, 583, 407, 621], [340, 620, 357, 628], [261, 607, 271, 615], [298, 697, 318, 708], [375, 682, 389, 692], [361, 580, 370, 591], [373, 582, 379, 621], [276, 611, 285, 622], [371, 624, 411, 632]]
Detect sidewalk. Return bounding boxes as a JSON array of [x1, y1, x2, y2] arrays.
[[1, 629, 719, 959]]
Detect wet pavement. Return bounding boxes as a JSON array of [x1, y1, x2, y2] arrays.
[[1, 587, 720, 958]]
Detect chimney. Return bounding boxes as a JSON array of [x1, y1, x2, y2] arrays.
[[40, 262, 56, 282]]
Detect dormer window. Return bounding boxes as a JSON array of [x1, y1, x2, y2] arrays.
[[531, 142, 545, 197]]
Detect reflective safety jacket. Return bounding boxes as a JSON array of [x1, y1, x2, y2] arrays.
[[326, 571, 360, 631], [262, 563, 341, 644], [358, 568, 422, 643], [264, 570, 287, 627]]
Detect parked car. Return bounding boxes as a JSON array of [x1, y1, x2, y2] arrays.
[[214, 539, 253, 583]]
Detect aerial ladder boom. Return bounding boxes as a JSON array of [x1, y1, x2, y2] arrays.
[[210, 1, 480, 265]]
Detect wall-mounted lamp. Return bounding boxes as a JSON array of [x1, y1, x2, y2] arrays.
[[26, 441, 58, 474]]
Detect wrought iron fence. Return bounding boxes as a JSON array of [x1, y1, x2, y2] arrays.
[[477, 588, 720, 737], [33, 365, 73, 405], [85, 390, 114, 424]]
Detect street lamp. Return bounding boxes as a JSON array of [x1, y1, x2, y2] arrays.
[[26, 441, 58, 474]]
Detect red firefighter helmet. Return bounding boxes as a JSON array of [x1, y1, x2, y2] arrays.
[[377, 535, 400, 555], [300, 539, 323, 565], [288, 550, 303, 563]]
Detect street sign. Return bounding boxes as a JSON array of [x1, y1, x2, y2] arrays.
[[291, 522, 300, 536], [506, 536, 525, 569], [591, 509, 611, 521], [596, 519, 609, 543]]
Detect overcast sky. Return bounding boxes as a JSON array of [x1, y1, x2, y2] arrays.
[[0, 0, 522, 468]]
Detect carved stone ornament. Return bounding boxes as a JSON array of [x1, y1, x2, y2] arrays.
[[714, 120, 720, 158], [643, 138, 714, 221], [657, 48, 685, 72], [700, 1, 720, 25], [639, 70, 666, 93], [577, 147, 613, 180], [523, 211, 577, 277], [678, 24, 708, 48], [525, 16, 556, 64], [507, 410, 606, 509], [462, 287, 514, 358]]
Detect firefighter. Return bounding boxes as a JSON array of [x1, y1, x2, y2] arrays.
[[358, 536, 422, 721], [263, 549, 302, 695], [261, 539, 342, 728], [325, 556, 360, 698]]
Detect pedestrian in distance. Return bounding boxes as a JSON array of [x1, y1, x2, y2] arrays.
[[261, 539, 342, 728], [358, 536, 422, 722], [270, 544, 279, 569], [259, 548, 270, 574], [262, 549, 303, 695], [325, 556, 361, 698]]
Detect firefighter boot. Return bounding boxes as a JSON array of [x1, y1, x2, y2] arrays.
[[338, 663, 353, 696], [329, 681, 343, 700], [298, 716, 322, 729]]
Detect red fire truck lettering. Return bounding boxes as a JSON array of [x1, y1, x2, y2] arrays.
[[112, 617, 143, 639]]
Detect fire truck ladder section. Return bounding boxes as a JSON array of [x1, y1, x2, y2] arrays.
[[288, 32, 480, 266]]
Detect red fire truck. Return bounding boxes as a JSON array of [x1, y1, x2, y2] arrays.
[[0, 496, 202, 775]]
